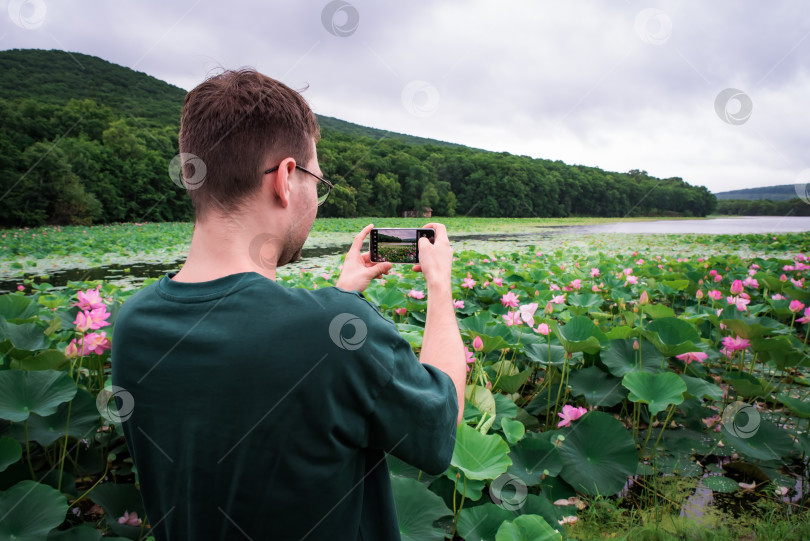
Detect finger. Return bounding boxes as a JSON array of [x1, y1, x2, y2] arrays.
[[349, 223, 375, 254], [412, 264, 422, 273]]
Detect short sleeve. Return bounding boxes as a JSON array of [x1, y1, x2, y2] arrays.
[[364, 321, 458, 475]]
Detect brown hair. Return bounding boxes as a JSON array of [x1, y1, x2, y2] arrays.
[[178, 68, 320, 222]]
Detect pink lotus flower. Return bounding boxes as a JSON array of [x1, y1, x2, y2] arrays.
[[519, 303, 539, 326], [535, 323, 550, 336], [797, 307, 810, 324], [730, 280, 744, 294], [709, 270, 718, 277], [742, 276, 758, 288], [453, 300, 465, 309], [570, 279, 582, 290], [74, 307, 111, 332], [696, 290, 704, 300], [590, 268, 600, 278], [726, 296, 750, 311], [502, 311, 522, 326], [549, 284, 561, 291], [625, 276, 638, 286], [395, 307, 406, 316], [462, 274, 476, 289], [493, 277, 503, 287], [557, 405, 588, 427], [636, 259, 644, 265], [465, 347, 475, 366], [722, 335, 750, 352], [66, 332, 111, 357], [16, 285, 24, 291], [791, 277, 805, 288], [74, 286, 105, 311], [708, 290, 723, 301], [118, 511, 142, 526], [639, 291, 649, 305], [676, 351, 708, 364], [703, 414, 722, 432], [772, 294, 785, 300], [501, 291, 520, 308], [482, 281, 490, 287], [472, 336, 484, 351], [408, 289, 425, 299], [780, 274, 788, 282], [789, 300, 805, 313], [544, 302, 554, 314], [550, 294, 566, 304], [713, 274, 723, 282]]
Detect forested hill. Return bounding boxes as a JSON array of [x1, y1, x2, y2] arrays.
[[715, 184, 798, 201], [0, 48, 716, 226]]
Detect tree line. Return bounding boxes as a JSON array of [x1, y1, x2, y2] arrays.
[[0, 97, 716, 227], [716, 198, 810, 216]]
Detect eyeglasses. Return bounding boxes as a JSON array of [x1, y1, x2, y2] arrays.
[[263, 164, 334, 206]]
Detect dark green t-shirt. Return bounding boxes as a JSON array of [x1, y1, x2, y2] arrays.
[[111, 271, 458, 540]]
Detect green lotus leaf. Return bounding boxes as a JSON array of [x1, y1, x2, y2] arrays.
[[641, 317, 701, 357], [391, 477, 452, 541], [550, 316, 607, 355], [47, 525, 103, 540], [457, 503, 515, 541], [641, 304, 675, 320], [507, 434, 562, 486], [0, 370, 77, 422], [10, 349, 70, 371], [600, 339, 665, 378], [0, 317, 48, 352], [720, 316, 785, 340], [0, 480, 69, 539], [8, 388, 100, 447], [622, 371, 687, 415], [723, 372, 774, 399], [0, 295, 39, 321], [557, 411, 637, 495], [568, 365, 626, 407], [680, 374, 723, 401], [0, 436, 22, 473], [720, 419, 793, 461], [776, 393, 810, 418], [451, 423, 512, 481], [501, 418, 525, 445], [525, 343, 567, 367], [702, 476, 739, 493], [495, 514, 562, 541]]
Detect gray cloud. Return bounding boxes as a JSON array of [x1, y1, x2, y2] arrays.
[[1, 0, 808, 193]]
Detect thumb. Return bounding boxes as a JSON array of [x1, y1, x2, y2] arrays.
[[349, 223, 374, 255]]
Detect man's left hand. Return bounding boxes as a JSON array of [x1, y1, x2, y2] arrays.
[[335, 224, 392, 292]]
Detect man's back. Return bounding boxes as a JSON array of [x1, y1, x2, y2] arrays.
[[111, 271, 458, 540]]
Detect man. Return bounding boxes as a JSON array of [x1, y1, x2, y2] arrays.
[[111, 68, 465, 540]]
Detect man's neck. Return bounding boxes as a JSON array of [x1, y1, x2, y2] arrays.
[[171, 219, 279, 283]]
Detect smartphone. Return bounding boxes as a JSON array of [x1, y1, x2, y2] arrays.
[[370, 228, 435, 263]]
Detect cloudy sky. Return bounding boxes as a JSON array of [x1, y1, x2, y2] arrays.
[[3, 0, 808, 194]]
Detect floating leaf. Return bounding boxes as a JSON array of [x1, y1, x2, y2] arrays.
[[600, 339, 665, 378], [501, 418, 525, 445], [495, 514, 562, 541], [392, 477, 452, 541], [451, 423, 512, 481], [702, 476, 738, 493], [680, 374, 723, 401], [622, 371, 687, 416], [457, 503, 515, 541], [641, 317, 701, 357], [720, 419, 794, 461], [0, 436, 22, 473], [557, 412, 637, 496], [568, 366, 626, 407], [777, 393, 810, 418], [508, 435, 562, 486], [0, 480, 68, 539], [0, 370, 77, 422]]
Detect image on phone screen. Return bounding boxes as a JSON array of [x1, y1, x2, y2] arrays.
[[375, 228, 419, 263]]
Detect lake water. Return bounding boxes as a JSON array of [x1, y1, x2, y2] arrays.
[[560, 216, 810, 234], [2, 216, 808, 293]]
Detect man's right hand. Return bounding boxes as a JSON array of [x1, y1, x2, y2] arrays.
[[412, 223, 453, 290]]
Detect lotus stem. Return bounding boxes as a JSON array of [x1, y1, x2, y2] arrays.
[[24, 420, 35, 480], [648, 405, 676, 461], [58, 399, 74, 491]]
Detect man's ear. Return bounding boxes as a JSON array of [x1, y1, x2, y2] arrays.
[[269, 157, 296, 208]]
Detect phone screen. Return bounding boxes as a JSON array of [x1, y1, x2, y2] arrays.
[[370, 228, 434, 263]]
